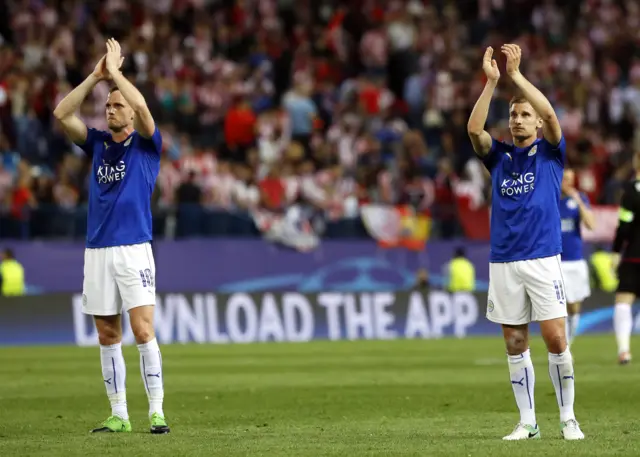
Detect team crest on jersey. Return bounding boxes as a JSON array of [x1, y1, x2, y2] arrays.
[[567, 198, 578, 209], [97, 159, 126, 184], [528, 145, 537, 156]]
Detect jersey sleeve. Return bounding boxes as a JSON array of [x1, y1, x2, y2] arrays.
[[76, 128, 103, 157], [542, 135, 566, 163], [612, 184, 636, 253], [138, 126, 162, 157], [480, 138, 502, 171]]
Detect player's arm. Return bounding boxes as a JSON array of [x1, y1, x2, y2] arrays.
[[105, 39, 155, 139], [53, 53, 123, 146], [502, 44, 562, 146], [467, 47, 500, 157], [52, 74, 100, 145], [574, 192, 595, 230]]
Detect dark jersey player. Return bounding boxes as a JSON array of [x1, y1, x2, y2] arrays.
[[611, 151, 640, 365], [53, 39, 169, 434], [467, 44, 583, 441]]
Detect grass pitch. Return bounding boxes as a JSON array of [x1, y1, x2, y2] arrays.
[[0, 335, 638, 456]]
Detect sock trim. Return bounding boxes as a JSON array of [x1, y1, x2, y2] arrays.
[[101, 342, 122, 350], [137, 338, 159, 351], [142, 355, 150, 394], [112, 357, 118, 394], [524, 366, 532, 408], [555, 365, 564, 406], [158, 350, 164, 390]]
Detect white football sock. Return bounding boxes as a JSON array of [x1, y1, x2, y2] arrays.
[[100, 343, 129, 420], [138, 338, 164, 417], [568, 314, 580, 345], [548, 350, 575, 422], [507, 349, 536, 426], [614, 304, 632, 354]]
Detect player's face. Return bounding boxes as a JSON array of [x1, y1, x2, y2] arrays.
[[105, 90, 134, 132], [508, 102, 543, 142], [562, 169, 576, 191]]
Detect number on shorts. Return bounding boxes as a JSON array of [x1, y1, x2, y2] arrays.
[[553, 279, 565, 303], [139, 268, 154, 288]]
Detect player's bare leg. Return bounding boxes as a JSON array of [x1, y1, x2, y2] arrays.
[[91, 315, 132, 433], [501, 324, 540, 440], [614, 292, 634, 364], [129, 305, 170, 434], [540, 317, 584, 440], [566, 302, 581, 347]]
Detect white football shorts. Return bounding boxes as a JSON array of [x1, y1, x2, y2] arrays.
[[82, 242, 156, 316], [560, 259, 591, 304], [486, 254, 568, 325]]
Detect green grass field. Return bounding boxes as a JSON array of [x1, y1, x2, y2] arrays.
[[0, 335, 639, 456]]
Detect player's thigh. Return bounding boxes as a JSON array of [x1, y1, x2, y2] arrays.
[[82, 247, 121, 316], [487, 261, 530, 325], [113, 243, 156, 312], [520, 255, 568, 322], [561, 260, 591, 304]]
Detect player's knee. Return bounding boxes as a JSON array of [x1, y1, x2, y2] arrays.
[[544, 333, 567, 354], [132, 323, 155, 344], [97, 327, 122, 346], [505, 332, 528, 354]]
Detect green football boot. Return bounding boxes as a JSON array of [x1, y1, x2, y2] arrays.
[[91, 415, 132, 433], [150, 412, 170, 434]]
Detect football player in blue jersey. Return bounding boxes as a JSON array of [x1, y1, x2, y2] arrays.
[[559, 168, 595, 347], [53, 39, 169, 434], [467, 44, 583, 440]]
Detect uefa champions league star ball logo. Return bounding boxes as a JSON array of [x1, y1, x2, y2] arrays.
[[97, 160, 126, 184], [487, 299, 494, 313]]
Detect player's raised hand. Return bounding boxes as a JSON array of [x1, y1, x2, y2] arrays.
[[105, 38, 124, 76], [501, 44, 521, 77], [92, 54, 124, 81], [482, 47, 500, 82], [92, 55, 109, 81]]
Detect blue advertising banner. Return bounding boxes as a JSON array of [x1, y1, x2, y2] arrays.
[[0, 290, 633, 347], [3, 239, 495, 293]]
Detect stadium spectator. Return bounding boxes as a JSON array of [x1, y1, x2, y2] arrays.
[[0, 0, 637, 242]]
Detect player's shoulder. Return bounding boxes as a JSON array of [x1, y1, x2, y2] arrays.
[[80, 128, 111, 154], [132, 127, 162, 157], [87, 128, 112, 142], [133, 127, 161, 141], [491, 138, 512, 151]]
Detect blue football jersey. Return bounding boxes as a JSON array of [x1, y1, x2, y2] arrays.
[[482, 136, 566, 263], [560, 192, 589, 261], [78, 127, 161, 248]]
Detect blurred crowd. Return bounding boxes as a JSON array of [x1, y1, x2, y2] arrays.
[[0, 0, 639, 240]]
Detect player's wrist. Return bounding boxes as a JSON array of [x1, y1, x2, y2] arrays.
[[508, 70, 523, 81]]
